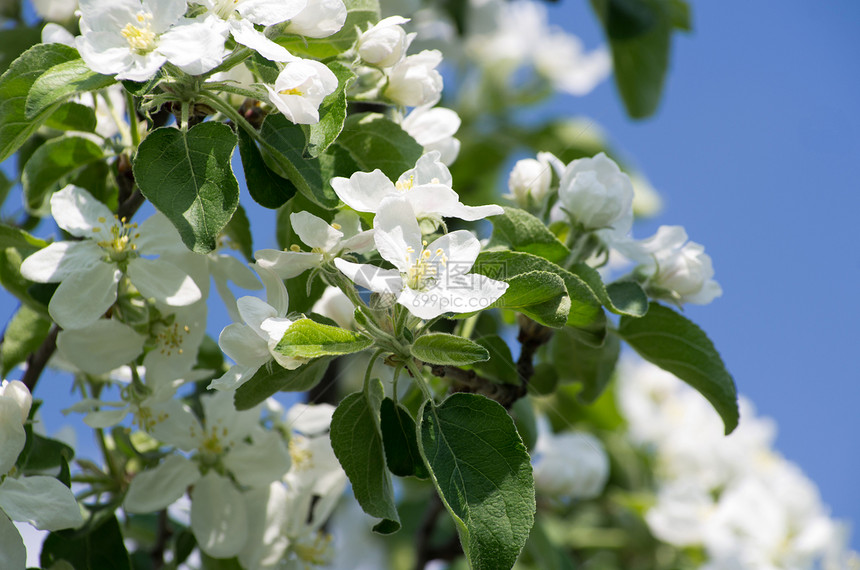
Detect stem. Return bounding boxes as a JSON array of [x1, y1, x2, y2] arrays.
[[457, 314, 479, 339], [405, 359, 433, 402], [96, 426, 120, 483], [202, 46, 253, 79], [124, 89, 140, 150], [364, 349, 385, 392]]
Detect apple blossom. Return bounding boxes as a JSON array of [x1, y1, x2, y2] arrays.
[[533, 33, 611, 96], [554, 152, 634, 232], [384, 49, 444, 107], [330, 151, 503, 223], [504, 152, 563, 208], [401, 104, 462, 165], [20, 185, 202, 330], [532, 427, 610, 500], [199, 0, 305, 62], [311, 287, 356, 329], [255, 210, 374, 279], [334, 197, 508, 319], [285, 0, 346, 38], [265, 59, 339, 124], [358, 16, 413, 68], [75, 0, 230, 81]]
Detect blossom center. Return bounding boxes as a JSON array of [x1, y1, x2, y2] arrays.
[[395, 176, 414, 192], [155, 322, 191, 357], [279, 87, 304, 96], [93, 216, 140, 265], [404, 241, 447, 291], [121, 12, 157, 53], [292, 532, 333, 565], [289, 437, 313, 470], [212, 0, 241, 20], [135, 405, 169, 432]]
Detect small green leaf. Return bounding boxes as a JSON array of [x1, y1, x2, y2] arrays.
[[551, 326, 621, 404], [0, 223, 48, 253], [473, 251, 602, 327], [570, 262, 648, 317], [618, 302, 738, 433], [0, 43, 80, 163], [26, 57, 115, 119], [303, 62, 355, 158], [274, 0, 380, 59], [20, 433, 74, 473], [133, 122, 239, 253], [275, 318, 371, 359], [43, 101, 98, 132], [237, 127, 295, 209], [330, 380, 400, 533], [487, 207, 570, 263], [333, 113, 423, 180], [234, 358, 331, 411], [411, 333, 490, 366], [0, 304, 51, 376], [0, 247, 50, 316], [418, 393, 535, 570], [41, 515, 131, 570], [22, 136, 105, 213], [489, 270, 570, 328], [380, 398, 428, 479]]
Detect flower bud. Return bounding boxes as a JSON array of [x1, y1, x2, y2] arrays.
[[557, 152, 633, 232], [533, 430, 609, 500], [358, 16, 411, 68], [504, 152, 562, 207], [0, 380, 32, 424], [384, 50, 444, 107]]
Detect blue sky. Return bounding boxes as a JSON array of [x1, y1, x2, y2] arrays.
[[546, 0, 860, 538]]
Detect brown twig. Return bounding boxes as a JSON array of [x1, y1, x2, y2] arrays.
[[21, 325, 59, 393]]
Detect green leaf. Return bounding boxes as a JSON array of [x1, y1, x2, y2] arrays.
[[473, 251, 602, 328], [275, 318, 371, 359], [487, 207, 570, 263], [0, 247, 50, 316], [418, 393, 535, 570], [551, 326, 621, 404], [233, 358, 331, 411], [490, 270, 570, 328], [26, 57, 115, 119], [258, 113, 342, 208], [223, 204, 253, 262], [470, 334, 518, 385], [21, 433, 74, 473], [274, 0, 380, 59], [618, 302, 738, 433], [0, 304, 51, 377], [237, 127, 295, 209], [43, 101, 98, 132], [0, 43, 81, 163], [303, 62, 355, 158], [569, 262, 648, 317], [41, 515, 131, 570], [410, 333, 489, 366], [133, 122, 239, 253], [0, 26, 42, 76], [0, 223, 48, 253], [380, 398, 429, 479], [330, 380, 400, 533], [22, 136, 105, 213], [590, 0, 691, 118], [333, 113, 423, 180]]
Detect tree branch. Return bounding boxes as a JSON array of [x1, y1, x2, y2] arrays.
[[21, 325, 59, 393]]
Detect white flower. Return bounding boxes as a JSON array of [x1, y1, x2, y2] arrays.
[[401, 104, 461, 166], [623, 225, 722, 306], [532, 425, 609, 500], [20, 186, 202, 330], [75, 0, 230, 81], [0, 381, 82, 569], [554, 152, 634, 232], [285, 0, 346, 38], [384, 49, 444, 107], [331, 151, 503, 223], [265, 59, 338, 124], [41, 22, 75, 45], [311, 287, 355, 329], [32, 0, 77, 22], [533, 33, 611, 96], [210, 265, 305, 391], [335, 197, 508, 319], [255, 210, 374, 279], [124, 392, 291, 559], [504, 152, 563, 208], [358, 16, 412, 68], [200, 0, 305, 62]]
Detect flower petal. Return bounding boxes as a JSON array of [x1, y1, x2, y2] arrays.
[[291, 211, 343, 251], [254, 264, 289, 315], [191, 472, 248, 558], [398, 151, 453, 187], [330, 169, 395, 213], [48, 262, 120, 330], [50, 185, 114, 237], [223, 432, 291, 488], [0, 398, 25, 474], [374, 196, 422, 271], [158, 17, 229, 76], [20, 241, 104, 283], [125, 455, 200, 513], [428, 230, 480, 268], [0, 476, 82, 531], [83, 408, 130, 429], [229, 18, 296, 62], [285, 403, 335, 436], [254, 249, 322, 279], [0, 513, 25, 570], [237, 483, 290, 570], [236, 0, 307, 26], [56, 319, 145, 376], [334, 259, 402, 294], [127, 257, 202, 307], [219, 323, 270, 368]]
